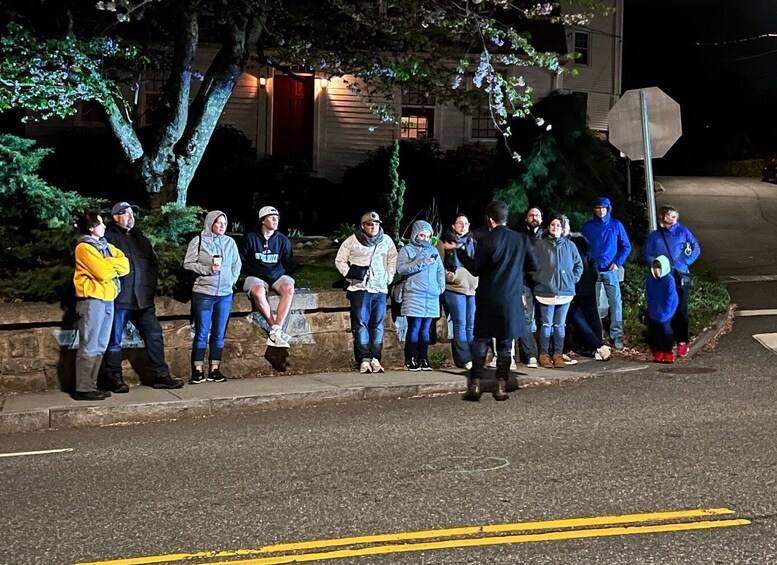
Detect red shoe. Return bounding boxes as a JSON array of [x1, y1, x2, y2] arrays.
[[677, 342, 689, 357], [653, 352, 664, 363], [663, 352, 675, 364]]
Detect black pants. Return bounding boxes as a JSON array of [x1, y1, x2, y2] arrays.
[[648, 318, 674, 353], [471, 337, 512, 380], [672, 274, 690, 343]]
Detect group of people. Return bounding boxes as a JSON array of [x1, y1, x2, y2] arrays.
[[71, 196, 699, 401], [335, 198, 700, 402], [72, 202, 298, 400]]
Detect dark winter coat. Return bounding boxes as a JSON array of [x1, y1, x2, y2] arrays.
[[570, 234, 599, 308], [456, 225, 539, 339], [103, 223, 159, 310], [239, 230, 296, 286], [531, 235, 583, 298]]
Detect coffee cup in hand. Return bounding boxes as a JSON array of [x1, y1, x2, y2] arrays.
[[212, 255, 222, 267]]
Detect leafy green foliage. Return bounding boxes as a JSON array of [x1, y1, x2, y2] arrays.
[[494, 94, 626, 227], [0, 24, 142, 121], [383, 140, 407, 241], [427, 350, 448, 370], [137, 203, 206, 248], [0, 134, 99, 229], [331, 223, 358, 241]]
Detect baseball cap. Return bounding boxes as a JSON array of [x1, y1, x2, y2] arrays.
[[258, 206, 280, 219], [110, 201, 140, 216], [360, 211, 381, 224]]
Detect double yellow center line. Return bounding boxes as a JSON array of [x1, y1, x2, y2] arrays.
[[77, 507, 749, 565]]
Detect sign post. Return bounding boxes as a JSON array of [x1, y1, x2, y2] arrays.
[[608, 87, 682, 233]]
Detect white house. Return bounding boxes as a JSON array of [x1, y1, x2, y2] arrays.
[[25, 0, 623, 183]]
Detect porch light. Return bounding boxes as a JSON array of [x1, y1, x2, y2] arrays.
[[259, 77, 267, 88], [320, 78, 329, 89]]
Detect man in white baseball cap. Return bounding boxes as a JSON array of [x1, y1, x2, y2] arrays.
[[239, 205, 296, 347]]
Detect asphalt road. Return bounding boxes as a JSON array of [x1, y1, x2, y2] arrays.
[[1, 177, 776, 565]]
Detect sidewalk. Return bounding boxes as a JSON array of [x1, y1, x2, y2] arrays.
[[0, 357, 646, 435]]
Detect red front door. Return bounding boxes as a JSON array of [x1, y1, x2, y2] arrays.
[[272, 75, 314, 164]]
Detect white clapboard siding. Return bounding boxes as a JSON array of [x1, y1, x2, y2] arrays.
[[317, 77, 395, 182], [217, 73, 261, 147], [562, 0, 622, 131]]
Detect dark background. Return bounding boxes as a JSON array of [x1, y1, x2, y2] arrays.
[[624, 0, 777, 172]]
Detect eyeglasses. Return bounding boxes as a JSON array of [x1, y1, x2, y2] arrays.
[[454, 221, 469, 226]]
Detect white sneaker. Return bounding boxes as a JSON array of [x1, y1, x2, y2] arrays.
[[359, 361, 372, 374], [487, 358, 497, 368], [594, 345, 611, 361], [527, 357, 538, 369], [271, 326, 292, 344], [369, 358, 385, 373], [266, 329, 290, 348], [463, 361, 473, 371], [509, 361, 518, 371], [562, 353, 578, 365]]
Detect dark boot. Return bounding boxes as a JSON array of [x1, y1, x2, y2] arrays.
[[493, 379, 509, 401], [463, 377, 481, 401], [105, 373, 129, 393]]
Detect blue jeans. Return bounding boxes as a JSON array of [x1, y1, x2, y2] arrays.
[[443, 291, 475, 366], [347, 291, 387, 362], [537, 301, 571, 355], [596, 270, 623, 341], [405, 316, 434, 362], [104, 306, 170, 377], [76, 299, 114, 392], [191, 292, 233, 367]]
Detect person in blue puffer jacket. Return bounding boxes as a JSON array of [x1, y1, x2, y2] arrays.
[[397, 220, 446, 371], [580, 196, 632, 350], [184, 210, 242, 384], [646, 255, 679, 363], [531, 216, 583, 369], [643, 205, 700, 358]]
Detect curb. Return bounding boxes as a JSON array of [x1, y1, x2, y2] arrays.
[[0, 366, 624, 435], [687, 302, 735, 359], [0, 382, 471, 435]]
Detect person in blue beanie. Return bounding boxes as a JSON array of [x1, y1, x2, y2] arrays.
[[643, 205, 700, 358], [580, 197, 632, 349], [646, 255, 679, 363]]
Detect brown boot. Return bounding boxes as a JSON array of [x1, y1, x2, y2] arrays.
[[463, 378, 481, 401], [553, 354, 565, 368], [493, 379, 509, 401], [539, 354, 553, 368]]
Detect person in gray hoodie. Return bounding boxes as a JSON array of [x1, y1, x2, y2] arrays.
[[183, 210, 242, 384], [531, 215, 583, 369]]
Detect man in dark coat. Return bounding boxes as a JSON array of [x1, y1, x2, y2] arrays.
[[444, 201, 539, 401], [102, 202, 184, 391]]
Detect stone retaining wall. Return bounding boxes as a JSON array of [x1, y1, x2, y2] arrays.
[[0, 291, 449, 394]]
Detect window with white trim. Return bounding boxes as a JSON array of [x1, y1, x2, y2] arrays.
[[574, 31, 590, 66], [400, 85, 435, 139]]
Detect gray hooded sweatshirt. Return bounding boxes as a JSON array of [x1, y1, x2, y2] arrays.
[[183, 210, 242, 297]]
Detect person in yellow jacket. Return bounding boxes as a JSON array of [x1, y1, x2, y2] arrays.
[[73, 212, 130, 401]]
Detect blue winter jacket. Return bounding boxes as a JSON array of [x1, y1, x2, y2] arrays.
[[643, 222, 700, 275], [531, 235, 584, 298], [646, 255, 679, 323], [580, 197, 632, 271], [397, 221, 446, 318]]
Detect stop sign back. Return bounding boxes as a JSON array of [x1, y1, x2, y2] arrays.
[[608, 87, 682, 161]]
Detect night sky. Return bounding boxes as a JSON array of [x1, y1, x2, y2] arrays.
[[623, 0, 777, 170]]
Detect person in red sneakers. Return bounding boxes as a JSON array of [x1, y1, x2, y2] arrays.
[[646, 256, 679, 363], [643, 206, 700, 357]]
